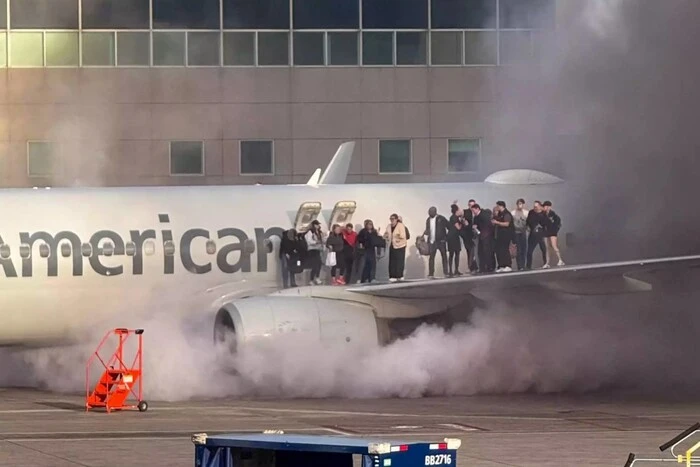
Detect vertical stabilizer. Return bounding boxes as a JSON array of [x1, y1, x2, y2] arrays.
[[317, 141, 355, 185]]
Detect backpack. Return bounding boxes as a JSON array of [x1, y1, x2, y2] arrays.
[[415, 236, 430, 256], [405, 225, 410, 240]]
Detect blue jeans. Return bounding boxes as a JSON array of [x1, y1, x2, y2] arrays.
[[514, 232, 527, 270]]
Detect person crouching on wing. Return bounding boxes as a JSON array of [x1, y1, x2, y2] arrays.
[[341, 223, 357, 284], [542, 200, 565, 267], [326, 224, 345, 285], [384, 213, 409, 282], [357, 219, 383, 283], [304, 220, 324, 285]]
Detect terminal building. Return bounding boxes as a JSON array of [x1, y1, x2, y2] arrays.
[[0, 0, 561, 188]]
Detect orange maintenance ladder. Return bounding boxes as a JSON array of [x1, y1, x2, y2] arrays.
[[85, 328, 148, 413]]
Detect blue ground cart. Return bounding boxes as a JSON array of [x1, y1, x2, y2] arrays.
[[192, 431, 461, 467]]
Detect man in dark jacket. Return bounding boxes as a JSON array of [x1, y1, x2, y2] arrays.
[[525, 201, 551, 270], [471, 204, 496, 273], [492, 201, 514, 272], [279, 228, 300, 288], [423, 206, 449, 278]]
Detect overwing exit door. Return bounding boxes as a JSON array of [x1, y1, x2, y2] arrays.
[[294, 202, 322, 231]]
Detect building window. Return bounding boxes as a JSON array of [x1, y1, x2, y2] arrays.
[[82, 32, 115, 66], [465, 31, 497, 65], [223, 0, 290, 29], [153, 31, 186, 66], [223, 32, 255, 66], [240, 140, 273, 175], [499, 0, 555, 30], [116, 31, 150, 66], [379, 140, 411, 174], [431, 31, 462, 65], [293, 0, 359, 29], [45, 32, 79, 67], [0, 33, 6, 67], [396, 31, 426, 65], [170, 141, 204, 175], [328, 32, 357, 66], [187, 31, 220, 66], [362, 32, 393, 66], [362, 0, 428, 29], [81, 0, 149, 29], [431, 0, 496, 29], [0, 0, 6, 28], [153, 0, 220, 29], [258, 32, 288, 66], [10, 0, 78, 29], [293, 32, 324, 66], [10, 32, 43, 67], [27, 141, 54, 177], [448, 139, 480, 173]]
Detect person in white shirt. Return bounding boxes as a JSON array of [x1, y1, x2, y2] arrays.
[[304, 220, 324, 285], [423, 206, 449, 278], [511, 198, 529, 271]]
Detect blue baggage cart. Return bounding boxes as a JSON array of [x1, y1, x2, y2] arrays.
[[192, 431, 461, 467]]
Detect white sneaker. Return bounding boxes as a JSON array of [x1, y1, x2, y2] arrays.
[[428, 275, 435, 279], [542, 264, 551, 269], [495, 268, 503, 273], [389, 278, 397, 282], [315, 279, 323, 285], [502, 267, 512, 272], [399, 277, 405, 281], [557, 260, 565, 267]]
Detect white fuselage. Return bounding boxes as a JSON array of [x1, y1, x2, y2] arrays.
[[0, 182, 573, 346]]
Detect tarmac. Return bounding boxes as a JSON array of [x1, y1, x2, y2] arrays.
[[0, 388, 698, 466]]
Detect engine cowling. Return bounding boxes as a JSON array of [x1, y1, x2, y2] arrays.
[[214, 295, 380, 352]]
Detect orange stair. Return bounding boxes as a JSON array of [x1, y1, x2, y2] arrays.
[[86, 328, 148, 413]]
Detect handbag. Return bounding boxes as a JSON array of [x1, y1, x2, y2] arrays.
[[415, 237, 430, 256], [325, 250, 337, 267]]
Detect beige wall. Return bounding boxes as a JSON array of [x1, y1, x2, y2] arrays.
[[0, 66, 506, 188]]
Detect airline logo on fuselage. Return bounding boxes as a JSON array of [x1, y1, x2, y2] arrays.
[[0, 214, 285, 278]]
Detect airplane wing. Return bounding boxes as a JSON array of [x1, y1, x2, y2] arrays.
[[347, 255, 700, 299]]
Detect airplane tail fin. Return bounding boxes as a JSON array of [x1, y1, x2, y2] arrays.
[[306, 141, 355, 185]]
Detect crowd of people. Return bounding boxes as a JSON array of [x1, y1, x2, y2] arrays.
[[278, 199, 564, 287]]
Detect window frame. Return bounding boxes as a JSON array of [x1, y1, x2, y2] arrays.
[[326, 30, 359, 67], [186, 30, 221, 67], [446, 138, 481, 174], [378, 139, 413, 175], [9, 30, 45, 67], [114, 30, 152, 67], [292, 30, 326, 67], [81, 30, 116, 67], [222, 30, 256, 66], [430, 30, 463, 67], [44, 30, 80, 67], [26, 140, 55, 178], [169, 140, 205, 176], [239, 139, 275, 176]]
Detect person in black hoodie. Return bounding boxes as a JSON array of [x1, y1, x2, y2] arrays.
[[326, 224, 345, 285], [542, 200, 565, 267], [447, 204, 463, 277], [492, 200, 514, 272], [423, 206, 449, 278], [471, 204, 496, 273], [525, 201, 551, 269], [357, 219, 384, 283], [279, 228, 300, 288]]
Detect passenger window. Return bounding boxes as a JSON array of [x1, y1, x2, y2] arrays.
[[19, 244, 31, 259], [0, 244, 10, 259], [328, 201, 356, 229], [294, 201, 322, 231], [206, 239, 216, 254], [143, 240, 156, 256], [39, 243, 50, 258], [81, 243, 92, 257], [60, 242, 71, 258], [163, 240, 176, 256], [102, 242, 114, 256], [125, 241, 136, 256]]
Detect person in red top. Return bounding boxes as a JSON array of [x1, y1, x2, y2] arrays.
[[341, 223, 358, 284]]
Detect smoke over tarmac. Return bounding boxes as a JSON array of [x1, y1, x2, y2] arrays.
[[3, 0, 700, 401]]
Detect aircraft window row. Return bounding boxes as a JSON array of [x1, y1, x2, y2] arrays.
[[0, 29, 548, 68], [2, 0, 555, 31]]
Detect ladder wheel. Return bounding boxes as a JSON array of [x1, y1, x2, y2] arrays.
[[137, 401, 148, 412]]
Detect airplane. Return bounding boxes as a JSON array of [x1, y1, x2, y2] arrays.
[[1, 141, 699, 352]]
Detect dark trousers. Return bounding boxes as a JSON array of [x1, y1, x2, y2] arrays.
[[361, 251, 376, 283], [308, 250, 322, 280], [448, 250, 460, 274], [429, 241, 448, 276], [478, 236, 496, 273], [496, 236, 512, 269], [389, 246, 406, 279], [330, 252, 345, 277], [343, 252, 354, 283], [514, 232, 527, 270], [280, 255, 298, 288], [526, 232, 547, 269]]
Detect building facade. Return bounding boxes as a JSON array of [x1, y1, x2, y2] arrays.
[[0, 0, 557, 188]]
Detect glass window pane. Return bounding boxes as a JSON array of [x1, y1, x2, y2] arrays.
[[0, 0, 6, 28], [10, 32, 43, 67], [363, 0, 427, 29], [258, 32, 288, 66], [431, 0, 496, 29], [82, 32, 115, 66], [293, 32, 324, 66], [153, 0, 220, 29], [240, 141, 273, 175], [362, 32, 392, 66], [170, 141, 203, 175], [11, 0, 78, 29], [45, 32, 79, 67], [82, 0, 149, 29], [117, 32, 150, 66], [0, 33, 6, 67], [223, 0, 290, 29], [448, 139, 480, 173], [328, 32, 357, 66], [396, 32, 426, 65], [499, 31, 532, 65], [465, 31, 496, 65], [28, 142, 54, 177], [223, 32, 255, 66], [431, 31, 461, 65], [294, 0, 358, 29], [499, 0, 555, 29], [188, 32, 220, 66], [379, 140, 411, 174], [153, 31, 185, 66]]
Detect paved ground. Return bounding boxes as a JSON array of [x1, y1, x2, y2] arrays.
[[0, 388, 697, 466]]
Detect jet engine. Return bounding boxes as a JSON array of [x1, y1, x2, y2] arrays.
[[213, 295, 382, 353]]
